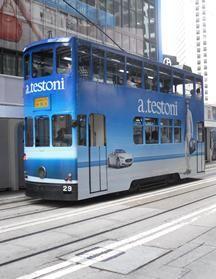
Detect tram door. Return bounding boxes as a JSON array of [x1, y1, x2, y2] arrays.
[[197, 122, 205, 173], [89, 114, 108, 193]]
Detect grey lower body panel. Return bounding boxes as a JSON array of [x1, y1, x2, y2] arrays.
[[25, 182, 78, 201]]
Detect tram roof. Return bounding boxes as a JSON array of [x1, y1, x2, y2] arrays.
[[23, 37, 73, 52]]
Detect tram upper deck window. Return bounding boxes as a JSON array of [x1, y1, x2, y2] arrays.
[[78, 44, 90, 79], [25, 117, 33, 147], [35, 116, 50, 147], [24, 54, 30, 80], [185, 76, 195, 97], [144, 63, 158, 91], [32, 49, 53, 78], [173, 71, 183, 95], [92, 48, 105, 83], [52, 115, 72, 147], [159, 67, 172, 93], [106, 52, 125, 85], [126, 58, 142, 88], [56, 46, 71, 74]]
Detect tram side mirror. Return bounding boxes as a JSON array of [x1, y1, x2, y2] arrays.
[[71, 120, 79, 128]]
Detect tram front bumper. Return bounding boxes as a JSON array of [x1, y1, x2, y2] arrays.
[[25, 181, 78, 201]]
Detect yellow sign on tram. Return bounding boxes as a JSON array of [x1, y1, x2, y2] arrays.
[[34, 97, 49, 109]]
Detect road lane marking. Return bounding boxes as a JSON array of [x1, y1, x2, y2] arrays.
[[17, 202, 216, 279], [1, 176, 216, 234]]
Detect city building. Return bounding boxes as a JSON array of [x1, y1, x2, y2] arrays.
[[0, 0, 161, 190], [161, 0, 216, 104]]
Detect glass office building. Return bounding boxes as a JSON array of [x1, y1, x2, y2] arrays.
[[0, 0, 160, 77]]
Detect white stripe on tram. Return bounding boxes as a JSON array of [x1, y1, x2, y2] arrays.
[[25, 176, 78, 184]]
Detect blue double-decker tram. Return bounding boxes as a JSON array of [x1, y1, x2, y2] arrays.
[[23, 37, 205, 201]]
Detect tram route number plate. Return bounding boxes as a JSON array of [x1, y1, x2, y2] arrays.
[[63, 185, 73, 194], [34, 97, 49, 109]]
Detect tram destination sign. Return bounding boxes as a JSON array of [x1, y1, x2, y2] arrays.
[[34, 97, 49, 109]]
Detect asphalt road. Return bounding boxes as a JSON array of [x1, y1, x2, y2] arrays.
[[1, 167, 216, 279]]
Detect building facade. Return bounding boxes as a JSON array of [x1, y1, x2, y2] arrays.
[[0, 0, 161, 77], [162, 0, 215, 104], [0, 0, 161, 190]]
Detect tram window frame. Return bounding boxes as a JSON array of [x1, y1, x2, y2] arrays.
[[160, 118, 172, 144], [52, 114, 72, 147], [144, 62, 158, 92], [126, 58, 142, 88], [159, 66, 172, 93], [32, 49, 53, 78], [35, 116, 50, 147], [133, 117, 143, 144], [173, 71, 184, 95], [56, 46, 72, 75], [185, 76, 195, 97], [174, 119, 182, 143], [92, 48, 105, 83], [25, 117, 33, 147], [77, 114, 87, 146], [145, 117, 159, 144], [106, 51, 125, 85], [24, 54, 30, 80], [78, 44, 90, 79]]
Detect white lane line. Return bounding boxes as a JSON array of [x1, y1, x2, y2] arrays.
[[1, 176, 216, 234], [0, 195, 27, 202], [17, 202, 216, 279]]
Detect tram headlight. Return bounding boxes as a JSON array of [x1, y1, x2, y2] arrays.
[[38, 166, 47, 179], [65, 173, 72, 182]]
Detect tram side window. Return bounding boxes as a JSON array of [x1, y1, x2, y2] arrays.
[[78, 45, 90, 79], [174, 120, 182, 143], [196, 79, 202, 98], [161, 119, 172, 143], [52, 115, 72, 147], [25, 117, 33, 147], [127, 58, 142, 88], [133, 117, 143, 144], [173, 72, 183, 95], [35, 116, 50, 147], [32, 49, 53, 77], [185, 76, 195, 97], [159, 67, 172, 93], [144, 63, 158, 91], [78, 115, 87, 146], [24, 54, 30, 80], [56, 46, 72, 74], [106, 52, 125, 85], [145, 118, 159, 144], [92, 48, 105, 83]]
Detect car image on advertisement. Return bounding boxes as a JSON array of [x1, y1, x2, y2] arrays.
[[108, 149, 133, 168]]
